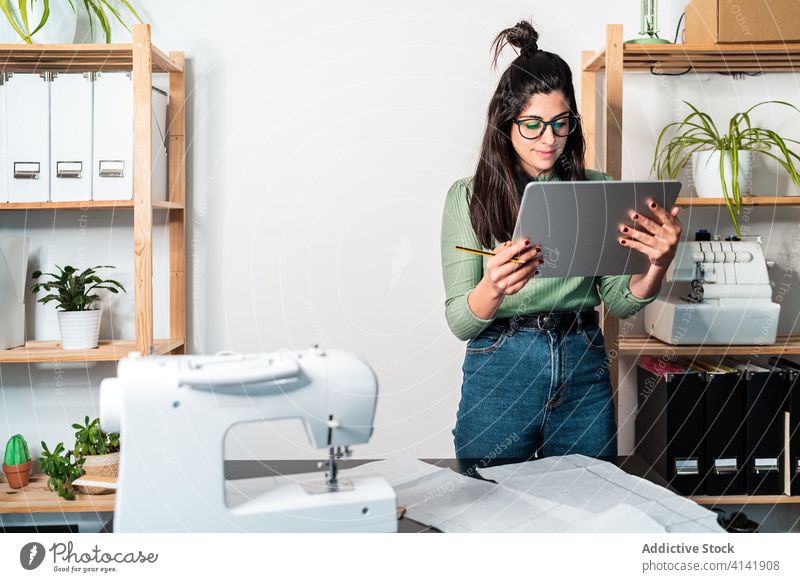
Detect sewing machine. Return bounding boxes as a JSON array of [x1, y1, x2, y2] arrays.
[[99, 347, 397, 532], [644, 234, 780, 345]]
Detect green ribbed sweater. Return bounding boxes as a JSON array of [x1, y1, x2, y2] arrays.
[[440, 170, 660, 341]]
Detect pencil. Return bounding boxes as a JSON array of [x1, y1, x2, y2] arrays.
[[455, 245, 525, 264]]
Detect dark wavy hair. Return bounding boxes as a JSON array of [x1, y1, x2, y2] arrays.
[[470, 20, 587, 249]]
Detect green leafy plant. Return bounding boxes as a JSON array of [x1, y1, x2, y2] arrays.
[[72, 416, 120, 457], [4, 434, 30, 466], [71, 0, 143, 44], [1, 0, 142, 44], [0, 1, 49, 42], [39, 441, 85, 500], [652, 100, 800, 236], [31, 264, 125, 312]]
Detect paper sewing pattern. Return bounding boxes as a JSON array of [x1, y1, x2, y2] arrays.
[[256, 455, 723, 533]]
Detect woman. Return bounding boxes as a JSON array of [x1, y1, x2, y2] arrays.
[[440, 20, 682, 461]]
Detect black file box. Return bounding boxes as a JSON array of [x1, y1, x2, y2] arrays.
[[704, 371, 746, 496], [791, 370, 800, 496], [742, 368, 789, 495], [767, 358, 800, 496], [636, 365, 707, 496]]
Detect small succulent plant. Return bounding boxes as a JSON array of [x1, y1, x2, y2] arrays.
[[72, 416, 120, 457], [39, 441, 85, 501], [4, 434, 30, 466]]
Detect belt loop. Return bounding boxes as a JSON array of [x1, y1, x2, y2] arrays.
[[575, 309, 583, 331], [509, 315, 519, 333]]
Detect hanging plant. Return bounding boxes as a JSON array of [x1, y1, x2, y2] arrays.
[[652, 100, 800, 236], [1, 0, 142, 44]]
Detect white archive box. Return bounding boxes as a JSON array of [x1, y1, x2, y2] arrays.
[[92, 72, 168, 201], [50, 73, 93, 202], [1, 73, 50, 203], [0, 74, 6, 203], [0, 236, 29, 349]]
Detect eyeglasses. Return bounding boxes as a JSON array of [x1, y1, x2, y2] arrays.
[[513, 114, 581, 140]]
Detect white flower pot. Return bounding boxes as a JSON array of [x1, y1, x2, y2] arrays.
[[0, 2, 78, 44], [692, 150, 753, 198], [57, 308, 102, 350]]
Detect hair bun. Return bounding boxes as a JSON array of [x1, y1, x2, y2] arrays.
[[521, 40, 539, 55], [490, 20, 540, 67]]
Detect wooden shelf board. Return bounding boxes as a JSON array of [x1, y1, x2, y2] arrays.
[[583, 42, 800, 73], [0, 338, 184, 363], [0, 43, 182, 73], [1, 475, 114, 514], [0, 475, 116, 513], [676, 196, 800, 206], [690, 494, 800, 505], [618, 335, 800, 356], [0, 200, 184, 210]]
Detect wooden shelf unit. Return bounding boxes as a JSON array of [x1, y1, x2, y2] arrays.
[[579, 23, 800, 398], [582, 25, 800, 507], [0, 24, 186, 357]]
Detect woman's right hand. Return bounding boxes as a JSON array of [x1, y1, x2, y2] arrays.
[[483, 239, 543, 297]]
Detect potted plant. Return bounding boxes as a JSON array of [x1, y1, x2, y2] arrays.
[[0, 0, 141, 44], [39, 441, 85, 500], [72, 416, 120, 495], [652, 100, 800, 237], [31, 264, 126, 350], [3, 434, 32, 489], [75, 0, 142, 44]]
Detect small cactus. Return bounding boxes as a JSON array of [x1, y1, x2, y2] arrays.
[[4, 434, 30, 466]]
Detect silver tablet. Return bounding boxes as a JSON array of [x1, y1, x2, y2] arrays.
[[512, 180, 682, 277]]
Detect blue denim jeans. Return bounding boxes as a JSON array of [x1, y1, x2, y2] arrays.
[[452, 312, 617, 460]]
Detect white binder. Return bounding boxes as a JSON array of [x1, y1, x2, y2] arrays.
[[50, 73, 93, 202], [93, 72, 168, 201], [0, 74, 7, 203], [0, 236, 29, 349], [151, 87, 168, 202], [93, 72, 132, 200], [2, 73, 50, 203]]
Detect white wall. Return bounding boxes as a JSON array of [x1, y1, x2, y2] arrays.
[[2, 0, 799, 463]]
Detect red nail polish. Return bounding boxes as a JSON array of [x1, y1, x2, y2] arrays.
[[633, 213, 639, 220], [650, 201, 656, 208], [620, 239, 627, 245], [622, 226, 628, 232], [524, 240, 530, 246]]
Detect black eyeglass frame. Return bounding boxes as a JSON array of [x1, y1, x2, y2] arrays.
[[512, 113, 581, 140]]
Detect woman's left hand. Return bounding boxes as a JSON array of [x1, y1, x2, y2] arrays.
[[618, 199, 682, 269]]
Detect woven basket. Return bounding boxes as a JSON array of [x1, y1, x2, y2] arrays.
[[76, 452, 119, 495]]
